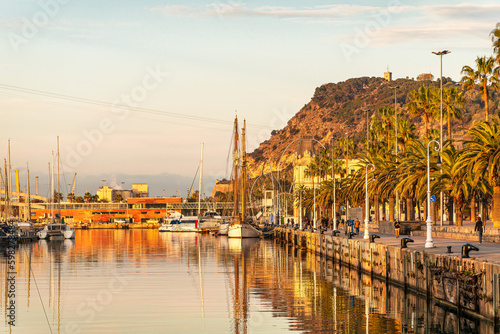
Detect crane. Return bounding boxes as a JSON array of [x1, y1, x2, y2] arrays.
[[71, 172, 77, 194]]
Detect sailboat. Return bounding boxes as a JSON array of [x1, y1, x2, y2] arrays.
[[38, 138, 75, 240], [228, 117, 260, 238]]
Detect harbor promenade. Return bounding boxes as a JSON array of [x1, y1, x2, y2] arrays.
[[289, 219, 500, 264], [275, 219, 500, 322]]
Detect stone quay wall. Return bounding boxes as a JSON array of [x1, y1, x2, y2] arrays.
[[274, 227, 500, 323]]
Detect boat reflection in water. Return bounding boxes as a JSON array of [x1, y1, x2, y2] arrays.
[[0, 230, 494, 333]]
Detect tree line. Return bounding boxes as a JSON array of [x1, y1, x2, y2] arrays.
[[296, 23, 500, 227]]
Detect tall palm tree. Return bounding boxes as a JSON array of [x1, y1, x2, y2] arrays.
[[406, 85, 438, 138], [458, 119, 500, 226], [461, 56, 499, 121], [397, 140, 441, 221], [441, 87, 465, 141], [435, 146, 467, 226], [396, 119, 417, 153], [379, 106, 395, 150]]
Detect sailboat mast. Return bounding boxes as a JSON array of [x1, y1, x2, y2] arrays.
[[8, 140, 11, 216], [4, 159, 9, 220], [27, 162, 31, 221], [198, 143, 204, 218], [51, 152, 55, 223], [57, 136, 61, 219], [241, 120, 247, 220], [232, 116, 239, 220]]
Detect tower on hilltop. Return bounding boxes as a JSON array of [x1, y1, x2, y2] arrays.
[[384, 66, 392, 81]]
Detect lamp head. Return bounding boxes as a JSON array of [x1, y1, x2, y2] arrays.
[[436, 154, 442, 167]]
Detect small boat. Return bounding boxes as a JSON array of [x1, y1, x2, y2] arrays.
[[228, 222, 261, 238], [199, 211, 223, 232], [37, 223, 76, 239], [14, 221, 38, 242], [0, 223, 18, 245], [159, 216, 199, 232]]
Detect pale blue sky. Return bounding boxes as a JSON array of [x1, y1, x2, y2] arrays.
[[0, 0, 497, 197]]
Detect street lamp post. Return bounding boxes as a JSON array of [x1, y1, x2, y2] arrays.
[[364, 163, 375, 240], [331, 138, 337, 230], [432, 50, 450, 227], [425, 140, 441, 248], [345, 132, 349, 221], [389, 85, 399, 221]]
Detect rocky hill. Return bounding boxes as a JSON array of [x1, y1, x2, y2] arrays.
[[247, 76, 500, 177]]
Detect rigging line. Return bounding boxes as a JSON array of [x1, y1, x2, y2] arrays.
[[0, 84, 269, 129], [225, 130, 234, 179], [189, 166, 199, 198], [27, 249, 54, 334]]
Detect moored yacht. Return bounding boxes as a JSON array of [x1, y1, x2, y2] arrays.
[[228, 221, 260, 238], [37, 223, 76, 239], [159, 216, 199, 232], [199, 210, 223, 232]]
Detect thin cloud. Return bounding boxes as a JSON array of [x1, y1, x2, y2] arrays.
[[151, 4, 380, 19], [337, 22, 493, 46], [151, 2, 500, 23], [398, 3, 500, 20]]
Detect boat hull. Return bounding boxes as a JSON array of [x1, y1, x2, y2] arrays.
[[228, 223, 260, 238], [37, 224, 76, 240], [159, 222, 198, 232], [219, 223, 229, 235]]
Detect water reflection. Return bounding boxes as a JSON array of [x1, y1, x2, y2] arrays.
[[0, 230, 496, 333]]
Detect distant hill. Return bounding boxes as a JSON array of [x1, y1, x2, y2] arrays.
[[247, 76, 500, 177]]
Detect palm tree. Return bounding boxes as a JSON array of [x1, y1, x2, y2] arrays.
[[396, 119, 417, 153], [406, 85, 438, 138], [84, 191, 92, 203], [441, 87, 465, 141], [378, 106, 395, 150], [114, 194, 123, 203], [435, 146, 467, 225], [67, 192, 75, 203], [458, 119, 500, 226], [305, 156, 321, 223], [397, 140, 441, 222], [461, 56, 499, 121]]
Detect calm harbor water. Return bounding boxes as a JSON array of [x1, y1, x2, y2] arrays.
[[0, 230, 493, 333]]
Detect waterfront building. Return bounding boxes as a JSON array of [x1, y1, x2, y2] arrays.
[[31, 197, 182, 223]]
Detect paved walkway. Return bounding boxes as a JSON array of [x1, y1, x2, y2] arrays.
[[284, 221, 500, 265]]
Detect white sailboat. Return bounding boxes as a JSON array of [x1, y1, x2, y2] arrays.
[[159, 210, 199, 232], [228, 118, 260, 238], [38, 138, 75, 240]]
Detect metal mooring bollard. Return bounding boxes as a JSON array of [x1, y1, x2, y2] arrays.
[[332, 230, 340, 236], [447, 246, 452, 253], [369, 234, 380, 243], [348, 232, 357, 239], [401, 237, 414, 249], [461, 243, 479, 258]]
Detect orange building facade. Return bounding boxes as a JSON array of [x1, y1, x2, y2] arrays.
[[32, 197, 183, 223]]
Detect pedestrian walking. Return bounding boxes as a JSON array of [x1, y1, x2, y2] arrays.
[[342, 219, 347, 235], [475, 216, 484, 244], [354, 219, 360, 236], [394, 219, 400, 238]]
